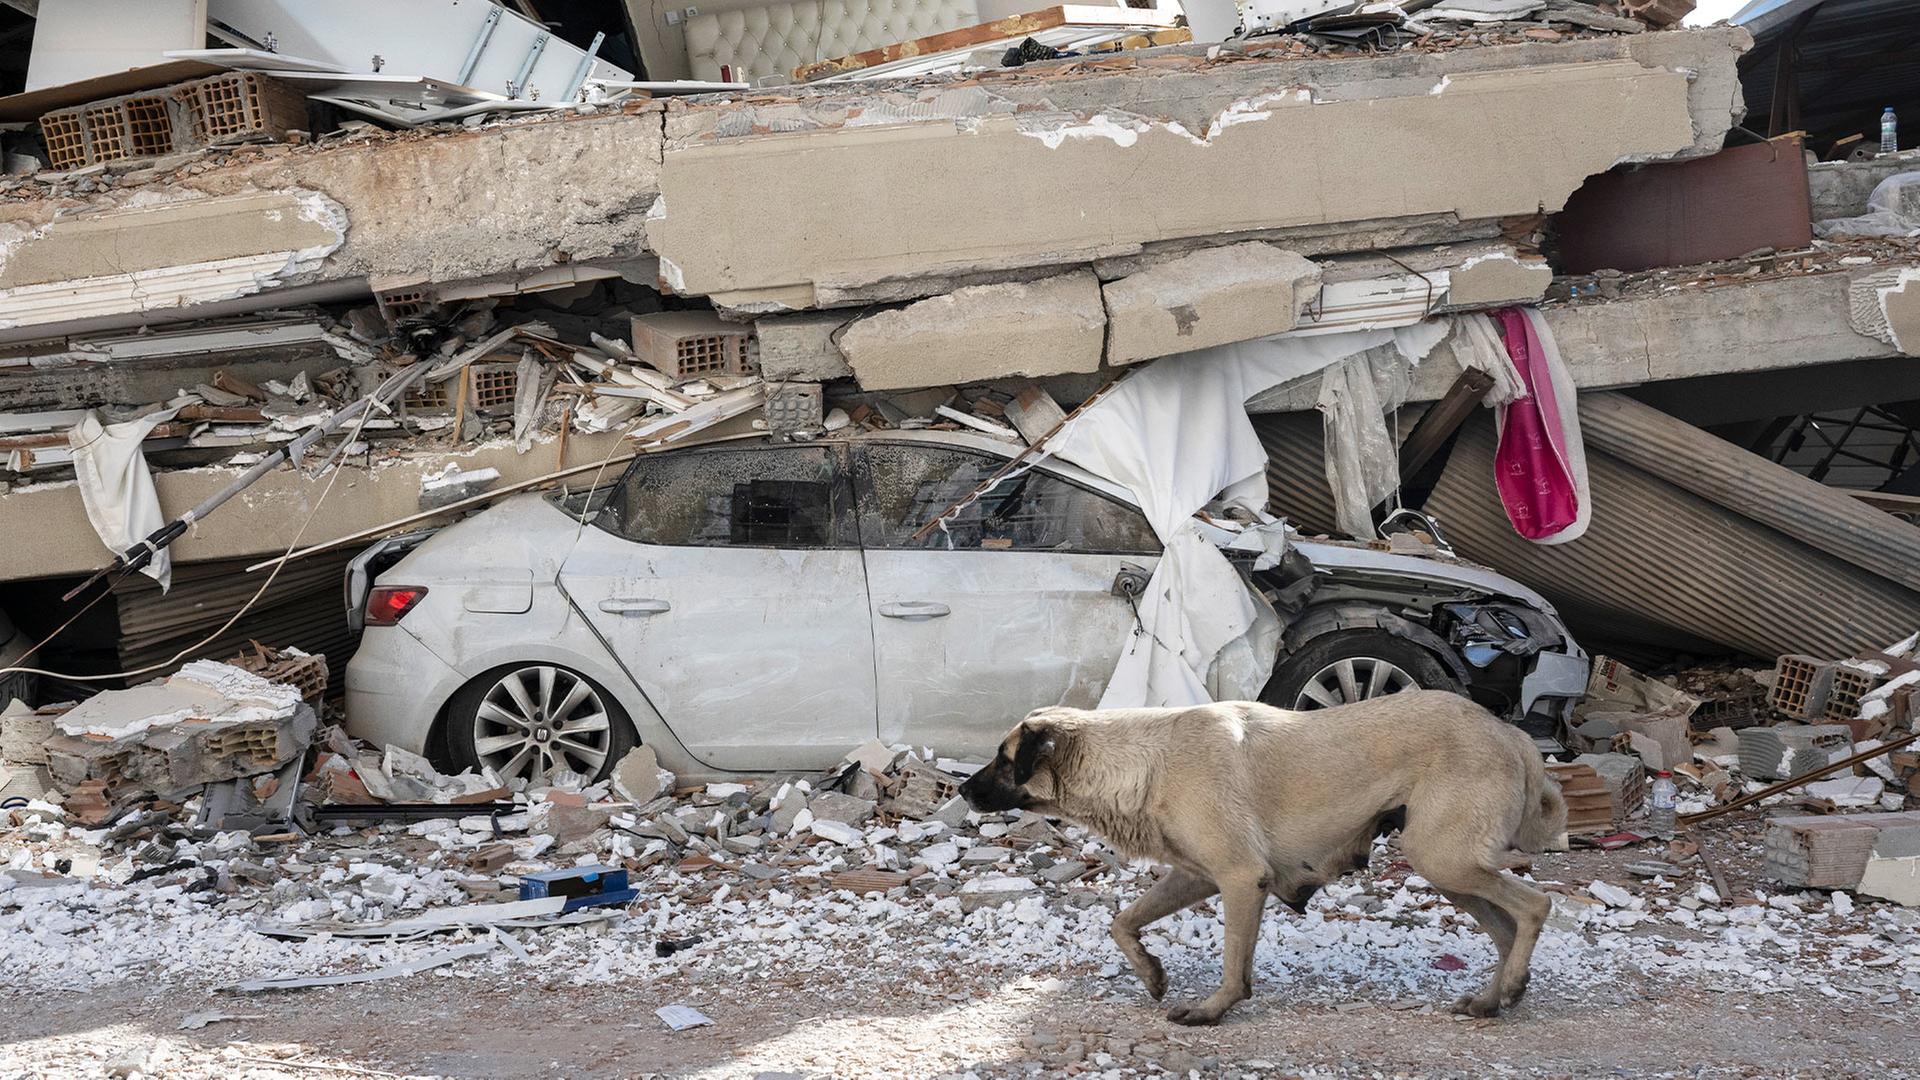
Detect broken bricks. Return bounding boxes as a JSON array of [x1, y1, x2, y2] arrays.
[[40, 661, 316, 810]]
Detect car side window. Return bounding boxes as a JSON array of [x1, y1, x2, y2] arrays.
[[596, 445, 853, 548], [853, 443, 1160, 554]]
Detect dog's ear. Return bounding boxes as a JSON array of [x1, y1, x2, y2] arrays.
[[1012, 719, 1055, 785]]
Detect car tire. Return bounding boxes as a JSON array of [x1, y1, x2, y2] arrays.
[[446, 663, 635, 785], [1260, 630, 1461, 712]]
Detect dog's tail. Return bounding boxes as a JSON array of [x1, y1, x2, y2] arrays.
[[1510, 751, 1569, 854]]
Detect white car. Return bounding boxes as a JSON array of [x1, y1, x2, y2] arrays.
[[344, 431, 1588, 784]]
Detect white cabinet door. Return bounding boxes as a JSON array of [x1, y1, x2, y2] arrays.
[[851, 443, 1161, 759], [559, 444, 876, 771]]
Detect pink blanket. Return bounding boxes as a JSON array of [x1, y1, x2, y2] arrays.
[[1493, 308, 1580, 540]]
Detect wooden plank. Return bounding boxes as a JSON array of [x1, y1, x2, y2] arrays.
[[793, 5, 1179, 81], [828, 869, 912, 894], [1396, 367, 1495, 481], [0, 59, 221, 123]]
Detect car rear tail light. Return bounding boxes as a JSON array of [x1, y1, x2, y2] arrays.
[[364, 585, 428, 627]]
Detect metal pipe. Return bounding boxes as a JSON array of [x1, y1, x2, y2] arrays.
[[61, 329, 526, 602], [457, 6, 504, 86], [510, 33, 549, 99], [562, 31, 605, 102]]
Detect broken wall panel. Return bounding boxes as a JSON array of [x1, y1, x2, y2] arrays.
[[1555, 137, 1814, 275], [650, 28, 1750, 309], [1421, 415, 1920, 660]]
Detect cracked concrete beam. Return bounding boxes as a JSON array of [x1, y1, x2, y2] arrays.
[[1101, 243, 1321, 365], [649, 28, 1747, 310], [1248, 266, 1913, 412], [0, 432, 630, 579], [0, 108, 666, 336], [0, 191, 345, 332], [838, 270, 1105, 390], [757, 310, 855, 381]]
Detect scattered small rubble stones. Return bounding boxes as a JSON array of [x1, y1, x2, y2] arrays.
[[9, 654, 1920, 1076]]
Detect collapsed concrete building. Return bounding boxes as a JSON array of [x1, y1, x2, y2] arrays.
[[1, 0, 1918, 703]]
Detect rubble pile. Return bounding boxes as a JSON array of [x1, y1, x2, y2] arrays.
[[7, 707, 1920, 1018], [1555, 635, 1920, 823], [1, 659, 318, 829]]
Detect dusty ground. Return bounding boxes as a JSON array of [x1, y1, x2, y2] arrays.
[[0, 963, 1911, 1080], [4, 831, 1917, 1080]]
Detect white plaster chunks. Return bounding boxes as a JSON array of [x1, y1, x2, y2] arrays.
[[0, 190, 346, 330], [1876, 269, 1920, 356], [1100, 243, 1322, 365], [838, 270, 1105, 391], [1847, 267, 1920, 355]]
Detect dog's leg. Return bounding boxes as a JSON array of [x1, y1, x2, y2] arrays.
[[1438, 889, 1515, 1009], [1478, 872, 1550, 1008], [1111, 869, 1216, 1001], [1417, 860, 1548, 1016], [1166, 871, 1265, 1027]]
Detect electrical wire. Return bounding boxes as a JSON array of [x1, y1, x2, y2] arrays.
[[0, 397, 382, 685]]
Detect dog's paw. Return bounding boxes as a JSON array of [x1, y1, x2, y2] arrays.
[[1138, 957, 1168, 1001], [1166, 991, 1242, 1026], [1449, 994, 1501, 1019], [1501, 974, 1531, 1008], [1166, 1002, 1223, 1027]]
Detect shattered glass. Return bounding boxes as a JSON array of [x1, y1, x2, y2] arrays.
[[597, 446, 848, 548], [854, 443, 1159, 553]]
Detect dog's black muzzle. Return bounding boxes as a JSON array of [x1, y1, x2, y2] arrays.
[[959, 766, 1025, 813]]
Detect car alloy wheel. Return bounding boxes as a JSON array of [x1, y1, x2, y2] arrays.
[[1292, 656, 1417, 710], [471, 665, 614, 782]]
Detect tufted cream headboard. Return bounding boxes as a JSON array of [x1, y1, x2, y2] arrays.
[[684, 0, 982, 82]]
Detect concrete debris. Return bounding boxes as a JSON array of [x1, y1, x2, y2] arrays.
[[31, 661, 315, 817], [1100, 243, 1322, 365], [838, 271, 1106, 391], [2, 7, 1920, 1067]]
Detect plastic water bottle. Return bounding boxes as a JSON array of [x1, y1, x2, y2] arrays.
[[1649, 771, 1677, 838], [1884, 107, 1900, 155]]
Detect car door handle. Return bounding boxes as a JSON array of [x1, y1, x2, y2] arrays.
[[599, 597, 671, 615], [879, 601, 950, 620]]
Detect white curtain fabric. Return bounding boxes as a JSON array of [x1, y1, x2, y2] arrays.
[[1314, 326, 1448, 540], [69, 408, 178, 591], [1049, 323, 1447, 708]]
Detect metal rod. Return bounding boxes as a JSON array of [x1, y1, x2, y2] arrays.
[[562, 30, 605, 102], [457, 6, 504, 86], [510, 33, 549, 99], [1679, 728, 1920, 826], [63, 330, 525, 602], [246, 451, 635, 573], [907, 373, 1130, 543]]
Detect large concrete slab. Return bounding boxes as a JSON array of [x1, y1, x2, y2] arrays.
[[0, 108, 667, 338], [649, 29, 1747, 309]]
